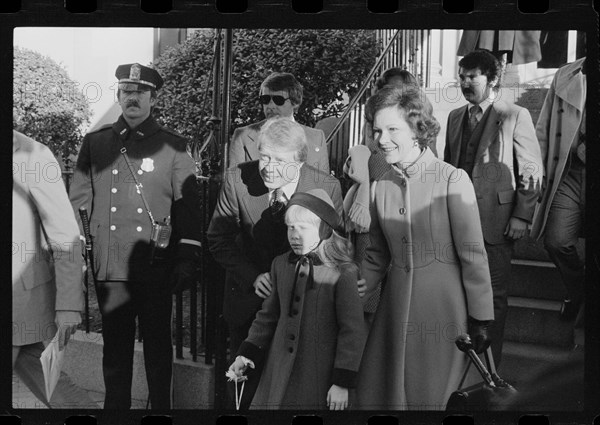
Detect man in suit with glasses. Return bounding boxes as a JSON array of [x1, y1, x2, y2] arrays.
[[228, 72, 330, 174]]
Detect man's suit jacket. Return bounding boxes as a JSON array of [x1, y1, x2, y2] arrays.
[[444, 99, 543, 245], [228, 120, 330, 174], [207, 161, 342, 327], [12, 131, 84, 346]]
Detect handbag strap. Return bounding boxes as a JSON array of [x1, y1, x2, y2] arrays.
[[119, 146, 155, 224], [456, 346, 499, 390]]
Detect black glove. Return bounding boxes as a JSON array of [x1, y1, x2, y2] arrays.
[[169, 243, 201, 294], [467, 316, 493, 354]]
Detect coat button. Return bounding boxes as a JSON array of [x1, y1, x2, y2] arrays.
[[112, 169, 118, 175], [402, 236, 407, 243], [137, 208, 143, 214], [299, 272, 306, 278], [556, 132, 561, 137], [111, 207, 117, 212], [553, 156, 559, 161], [110, 225, 116, 231], [558, 108, 564, 113], [136, 226, 142, 232], [111, 188, 117, 193], [288, 347, 294, 353], [137, 170, 143, 175], [292, 309, 299, 315], [399, 207, 406, 215], [295, 295, 301, 302], [401, 180, 407, 187], [289, 334, 296, 341], [405, 266, 410, 272]]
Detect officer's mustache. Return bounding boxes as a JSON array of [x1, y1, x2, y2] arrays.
[[126, 100, 140, 108]]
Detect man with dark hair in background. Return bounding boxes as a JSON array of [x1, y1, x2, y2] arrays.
[[444, 49, 543, 367]]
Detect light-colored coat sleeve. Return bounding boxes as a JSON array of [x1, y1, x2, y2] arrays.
[[510, 106, 544, 222], [535, 77, 555, 173], [29, 144, 84, 312], [447, 168, 494, 321], [360, 185, 391, 303]]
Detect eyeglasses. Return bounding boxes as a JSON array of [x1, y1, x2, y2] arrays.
[[259, 95, 290, 106]]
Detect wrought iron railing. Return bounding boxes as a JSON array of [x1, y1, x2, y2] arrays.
[[326, 29, 431, 179]]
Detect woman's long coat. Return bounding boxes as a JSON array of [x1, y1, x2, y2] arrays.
[[530, 57, 586, 240], [356, 148, 494, 410], [239, 253, 367, 409]]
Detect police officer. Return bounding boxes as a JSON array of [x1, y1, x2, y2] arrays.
[[70, 63, 201, 409]]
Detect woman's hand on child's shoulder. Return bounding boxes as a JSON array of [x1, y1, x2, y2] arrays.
[[327, 384, 349, 410]]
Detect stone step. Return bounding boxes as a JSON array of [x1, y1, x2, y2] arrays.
[[509, 259, 565, 301], [504, 296, 574, 348]]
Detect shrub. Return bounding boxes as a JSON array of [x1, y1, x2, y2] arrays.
[[13, 46, 92, 165], [153, 29, 379, 141]]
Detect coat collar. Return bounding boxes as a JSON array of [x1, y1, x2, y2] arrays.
[[392, 147, 434, 179], [555, 57, 586, 112], [112, 114, 161, 141]]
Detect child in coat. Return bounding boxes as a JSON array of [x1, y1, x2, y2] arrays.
[[228, 188, 367, 410]]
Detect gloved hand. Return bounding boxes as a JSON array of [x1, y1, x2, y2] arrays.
[[170, 243, 201, 294], [467, 316, 493, 354]]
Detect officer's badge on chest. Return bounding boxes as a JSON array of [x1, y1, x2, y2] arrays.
[[141, 158, 155, 172]]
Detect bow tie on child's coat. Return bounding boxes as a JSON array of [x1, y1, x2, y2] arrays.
[[287, 250, 322, 315]]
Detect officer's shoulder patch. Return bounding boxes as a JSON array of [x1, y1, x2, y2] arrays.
[[87, 123, 113, 135]]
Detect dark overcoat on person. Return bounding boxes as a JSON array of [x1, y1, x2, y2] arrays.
[[238, 255, 366, 409], [69, 115, 202, 282]]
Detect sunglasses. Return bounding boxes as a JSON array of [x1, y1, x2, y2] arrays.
[[259, 94, 290, 106]]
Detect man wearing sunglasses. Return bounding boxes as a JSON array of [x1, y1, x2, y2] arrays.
[[228, 72, 330, 174]]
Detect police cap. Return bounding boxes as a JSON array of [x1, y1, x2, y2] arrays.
[[115, 63, 164, 91]]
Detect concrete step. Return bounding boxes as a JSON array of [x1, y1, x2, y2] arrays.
[[497, 340, 584, 411], [504, 296, 574, 348], [509, 259, 565, 301]]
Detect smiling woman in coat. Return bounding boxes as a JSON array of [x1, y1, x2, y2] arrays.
[[355, 86, 495, 410]]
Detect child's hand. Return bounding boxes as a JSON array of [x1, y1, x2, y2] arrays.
[[357, 278, 367, 297], [327, 384, 349, 410], [228, 357, 248, 378], [253, 272, 272, 299]]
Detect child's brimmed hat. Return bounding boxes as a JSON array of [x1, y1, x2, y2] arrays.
[[287, 189, 341, 232]]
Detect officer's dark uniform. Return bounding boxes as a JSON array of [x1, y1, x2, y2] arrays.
[[69, 64, 201, 409]]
